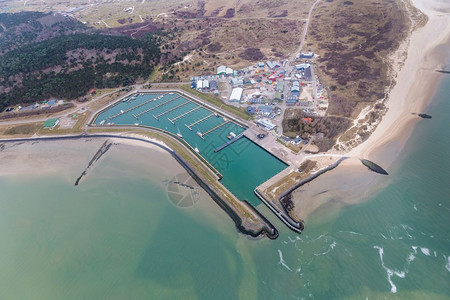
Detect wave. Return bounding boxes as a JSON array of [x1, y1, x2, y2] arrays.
[[445, 256, 450, 273], [374, 246, 407, 293], [420, 247, 430, 256], [277, 249, 292, 271]]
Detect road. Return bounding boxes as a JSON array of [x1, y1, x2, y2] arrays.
[[290, 0, 321, 62]]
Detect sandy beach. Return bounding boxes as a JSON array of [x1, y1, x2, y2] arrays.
[[291, 0, 450, 221]]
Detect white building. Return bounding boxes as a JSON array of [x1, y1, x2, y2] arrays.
[[229, 87, 243, 102], [256, 119, 276, 131], [226, 67, 234, 76], [217, 65, 226, 75]]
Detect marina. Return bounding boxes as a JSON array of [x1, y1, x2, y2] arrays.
[[92, 91, 288, 206]]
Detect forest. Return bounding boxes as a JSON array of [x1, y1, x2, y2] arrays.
[[0, 12, 161, 112]]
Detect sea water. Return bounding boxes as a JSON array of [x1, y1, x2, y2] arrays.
[[0, 79, 449, 299]]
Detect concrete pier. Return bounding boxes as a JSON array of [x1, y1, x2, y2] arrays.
[[169, 106, 200, 124], [185, 113, 214, 130]]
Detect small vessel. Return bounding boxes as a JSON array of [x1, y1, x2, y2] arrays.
[[134, 123, 139, 126], [227, 135, 232, 140], [176, 126, 183, 138], [122, 98, 128, 102], [120, 110, 124, 114], [194, 147, 200, 153], [230, 132, 236, 138], [197, 131, 202, 137], [99, 120, 106, 125]]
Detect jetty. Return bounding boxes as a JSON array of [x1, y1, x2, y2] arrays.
[[214, 132, 244, 152], [153, 101, 190, 120], [185, 113, 214, 130], [134, 96, 179, 118], [169, 107, 201, 124], [199, 121, 229, 138], [109, 98, 156, 120]]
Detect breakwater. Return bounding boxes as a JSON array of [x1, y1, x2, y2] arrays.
[[75, 140, 113, 186], [360, 159, 389, 175], [0, 133, 278, 240]]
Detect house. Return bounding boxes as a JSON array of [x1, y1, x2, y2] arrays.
[[48, 99, 57, 106], [292, 136, 303, 145], [229, 88, 243, 102], [43, 118, 59, 129], [226, 67, 234, 76], [257, 62, 265, 68], [89, 89, 96, 95], [302, 118, 313, 124], [217, 65, 226, 75], [300, 52, 314, 59]]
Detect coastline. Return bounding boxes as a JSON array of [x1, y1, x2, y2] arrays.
[[350, 0, 450, 163], [289, 0, 450, 221]]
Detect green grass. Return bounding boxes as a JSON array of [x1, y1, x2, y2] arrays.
[[181, 85, 253, 121]]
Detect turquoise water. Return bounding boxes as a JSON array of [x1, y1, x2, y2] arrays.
[[0, 76, 449, 299], [94, 93, 287, 205]]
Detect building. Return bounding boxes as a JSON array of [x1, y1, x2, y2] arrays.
[[266, 60, 281, 70], [257, 62, 265, 68], [217, 65, 226, 76], [226, 67, 234, 76], [48, 99, 57, 106], [296, 63, 310, 71], [302, 117, 313, 124], [286, 95, 298, 106], [246, 106, 256, 115], [304, 66, 312, 81], [256, 118, 276, 131], [43, 118, 59, 129], [89, 89, 96, 95], [292, 136, 303, 146], [209, 80, 219, 91], [231, 77, 243, 86], [300, 52, 314, 59], [229, 87, 243, 102]]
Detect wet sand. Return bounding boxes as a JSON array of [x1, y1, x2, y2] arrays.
[[290, 0, 450, 221]]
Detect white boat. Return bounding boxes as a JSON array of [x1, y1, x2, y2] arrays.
[[194, 147, 200, 153], [120, 110, 124, 114], [197, 131, 202, 136], [177, 133, 183, 138], [134, 123, 139, 126], [99, 120, 106, 125]]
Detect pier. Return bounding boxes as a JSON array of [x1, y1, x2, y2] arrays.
[[153, 101, 190, 120], [199, 121, 229, 138], [185, 113, 214, 130], [109, 98, 156, 120], [214, 133, 244, 152], [169, 107, 200, 124], [134, 96, 180, 118]]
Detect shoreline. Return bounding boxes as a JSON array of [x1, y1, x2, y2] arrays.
[[349, 0, 450, 163], [0, 133, 279, 239], [287, 0, 450, 222]]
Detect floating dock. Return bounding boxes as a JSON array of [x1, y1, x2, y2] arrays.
[[169, 106, 200, 124], [200, 121, 229, 138], [134, 96, 180, 119], [214, 133, 244, 152], [109, 98, 156, 120], [153, 101, 190, 120], [185, 113, 214, 130]]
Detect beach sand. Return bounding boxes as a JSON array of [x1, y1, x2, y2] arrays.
[[290, 0, 450, 221]]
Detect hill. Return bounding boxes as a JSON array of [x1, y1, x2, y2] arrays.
[[0, 12, 160, 112]]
